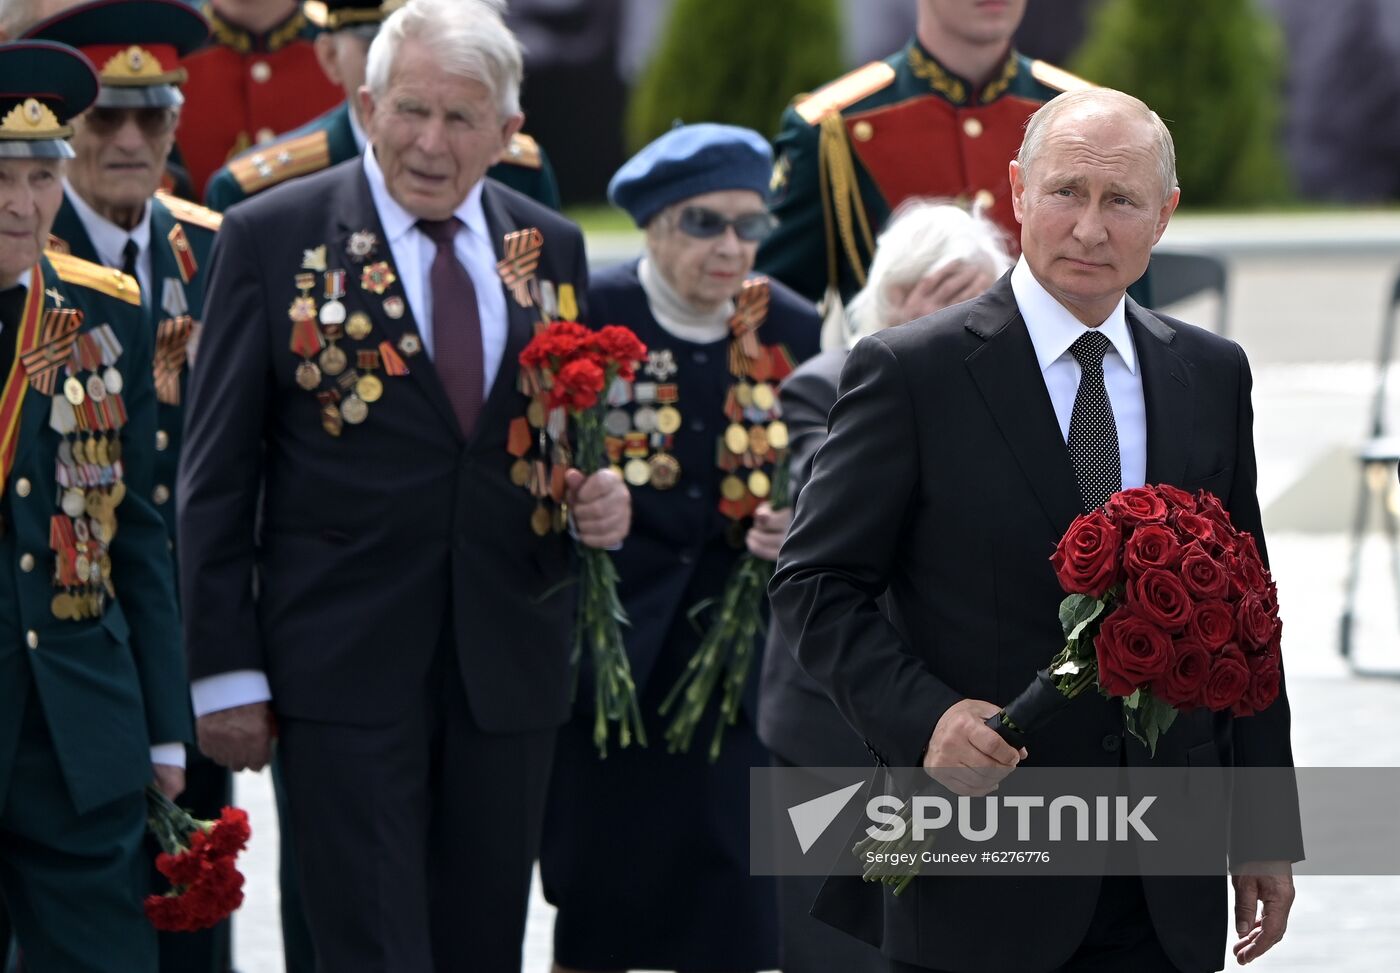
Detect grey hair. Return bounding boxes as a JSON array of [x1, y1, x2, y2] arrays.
[[365, 0, 523, 117], [1016, 88, 1177, 203], [844, 198, 1013, 343], [0, 0, 40, 36]]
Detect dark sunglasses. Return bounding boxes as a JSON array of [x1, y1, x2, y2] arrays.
[[84, 107, 179, 137], [675, 205, 778, 243]]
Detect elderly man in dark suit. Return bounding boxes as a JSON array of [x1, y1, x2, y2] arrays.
[[771, 87, 1301, 973], [177, 1, 629, 970]]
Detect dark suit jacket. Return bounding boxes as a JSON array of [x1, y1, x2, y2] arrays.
[[178, 160, 587, 731], [769, 276, 1303, 973]]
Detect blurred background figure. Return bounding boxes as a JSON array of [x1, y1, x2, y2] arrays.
[[757, 198, 1010, 973]]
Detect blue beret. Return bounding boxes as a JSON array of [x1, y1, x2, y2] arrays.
[[608, 123, 773, 227]]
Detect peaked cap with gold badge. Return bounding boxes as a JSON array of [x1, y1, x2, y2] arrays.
[[0, 40, 100, 158]]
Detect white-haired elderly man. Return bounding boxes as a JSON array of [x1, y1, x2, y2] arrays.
[[176, 0, 630, 968]]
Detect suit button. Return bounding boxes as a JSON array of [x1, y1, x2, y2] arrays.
[[26, 630, 38, 650], [692, 351, 708, 365], [153, 485, 171, 505], [19, 553, 35, 572], [155, 430, 170, 451], [686, 485, 703, 500], [1101, 734, 1121, 753], [679, 551, 695, 565], [963, 116, 984, 138], [689, 418, 705, 433], [14, 477, 30, 498], [250, 61, 271, 83], [852, 120, 874, 141]]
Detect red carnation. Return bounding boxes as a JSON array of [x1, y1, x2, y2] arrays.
[[206, 808, 251, 859], [1050, 510, 1122, 597], [1104, 487, 1169, 531], [1095, 608, 1175, 697], [1123, 523, 1184, 577], [548, 358, 607, 412]]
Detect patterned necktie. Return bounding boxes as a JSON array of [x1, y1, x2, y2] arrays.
[[417, 217, 484, 437], [121, 238, 139, 281], [1067, 330, 1122, 511]]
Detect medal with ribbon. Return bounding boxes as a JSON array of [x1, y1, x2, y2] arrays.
[[496, 227, 543, 310]]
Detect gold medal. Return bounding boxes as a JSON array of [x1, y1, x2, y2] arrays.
[[509, 459, 531, 487], [752, 382, 775, 411], [340, 394, 368, 425], [623, 458, 651, 486], [51, 592, 72, 620], [288, 295, 317, 322], [655, 406, 681, 435], [64, 376, 85, 405], [295, 360, 322, 390], [735, 383, 754, 407], [721, 474, 746, 501], [749, 424, 769, 455], [530, 505, 551, 536], [748, 470, 771, 498], [109, 481, 125, 507], [767, 420, 789, 450], [346, 312, 373, 341], [648, 453, 681, 490], [724, 423, 749, 455], [526, 400, 546, 428], [321, 404, 343, 437], [357, 373, 384, 403], [319, 344, 348, 376]]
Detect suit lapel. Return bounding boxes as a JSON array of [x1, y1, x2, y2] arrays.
[[963, 277, 1084, 536], [474, 181, 537, 447], [1129, 300, 1193, 487]]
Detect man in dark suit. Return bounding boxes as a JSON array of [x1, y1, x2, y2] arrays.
[[770, 87, 1301, 973], [177, 1, 630, 970]]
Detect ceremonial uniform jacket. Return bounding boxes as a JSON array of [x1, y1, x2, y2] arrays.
[[0, 253, 189, 815], [757, 39, 1088, 304], [204, 101, 562, 212], [49, 192, 220, 542], [178, 159, 590, 730], [177, 1, 343, 200]]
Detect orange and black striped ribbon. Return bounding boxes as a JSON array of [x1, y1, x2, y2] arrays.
[[154, 314, 194, 406]]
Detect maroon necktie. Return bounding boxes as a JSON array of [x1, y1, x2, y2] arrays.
[[417, 217, 484, 437]]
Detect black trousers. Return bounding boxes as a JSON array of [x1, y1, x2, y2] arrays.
[[277, 642, 556, 973]]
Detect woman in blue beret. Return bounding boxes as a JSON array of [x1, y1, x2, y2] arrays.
[[540, 123, 821, 972]]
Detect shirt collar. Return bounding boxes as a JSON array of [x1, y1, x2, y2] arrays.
[[1010, 257, 1136, 375], [63, 182, 151, 270], [363, 145, 489, 248]]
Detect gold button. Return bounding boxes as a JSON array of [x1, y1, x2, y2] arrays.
[[155, 430, 170, 451], [19, 553, 34, 572], [255, 127, 275, 145], [963, 117, 984, 138], [851, 120, 873, 142], [153, 484, 171, 505], [251, 61, 271, 83], [15, 477, 30, 498], [973, 189, 996, 212], [26, 630, 38, 650]]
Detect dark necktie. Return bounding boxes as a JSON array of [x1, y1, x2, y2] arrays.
[[1067, 331, 1122, 512], [121, 238, 139, 281], [417, 218, 484, 437]]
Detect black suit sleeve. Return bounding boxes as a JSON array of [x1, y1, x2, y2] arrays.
[[779, 358, 838, 499], [177, 208, 273, 683], [770, 336, 963, 767]]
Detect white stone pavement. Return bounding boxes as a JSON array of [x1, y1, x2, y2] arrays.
[[228, 215, 1400, 971]]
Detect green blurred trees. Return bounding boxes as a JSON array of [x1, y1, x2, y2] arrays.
[[1071, 0, 1292, 207], [626, 0, 844, 153]]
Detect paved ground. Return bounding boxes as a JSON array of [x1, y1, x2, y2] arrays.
[[229, 213, 1400, 971]]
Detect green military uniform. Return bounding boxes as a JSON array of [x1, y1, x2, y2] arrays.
[[757, 38, 1091, 305], [0, 41, 190, 972], [204, 100, 562, 211]]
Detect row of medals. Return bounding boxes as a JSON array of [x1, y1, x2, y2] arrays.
[[50, 362, 127, 621], [513, 400, 572, 537], [289, 271, 391, 431]]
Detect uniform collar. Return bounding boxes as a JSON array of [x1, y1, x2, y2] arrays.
[[1010, 257, 1136, 376], [62, 182, 152, 274], [362, 145, 489, 248], [903, 36, 1021, 106], [203, 1, 311, 54]]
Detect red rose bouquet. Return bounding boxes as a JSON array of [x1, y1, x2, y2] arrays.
[[144, 786, 250, 932], [519, 322, 649, 756]]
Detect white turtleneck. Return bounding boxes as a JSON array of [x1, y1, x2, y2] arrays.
[[638, 252, 733, 343]]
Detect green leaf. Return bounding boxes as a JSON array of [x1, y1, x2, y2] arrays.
[[1059, 594, 1107, 642]]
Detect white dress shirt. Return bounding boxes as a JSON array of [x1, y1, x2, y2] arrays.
[[62, 182, 152, 302], [1010, 257, 1147, 491]]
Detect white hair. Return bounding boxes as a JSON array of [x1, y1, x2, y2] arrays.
[[1017, 87, 1177, 203], [844, 199, 1013, 343], [365, 0, 522, 117]]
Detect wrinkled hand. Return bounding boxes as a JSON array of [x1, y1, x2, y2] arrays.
[[566, 468, 630, 549], [898, 260, 996, 323], [745, 502, 792, 562], [152, 763, 185, 800], [197, 702, 274, 772], [1232, 862, 1295, 965], [922, 698, 1026, 797]]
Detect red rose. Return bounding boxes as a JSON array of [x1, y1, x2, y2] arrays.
[[548, 358, 606, 412], [1184, 598, 1236, 650], [1094, 608, 1175, 696], [1235, 592, 1280, 650], [1126, 568, 1194, 633], [1200, 643, 1250, 711], [1233, 647, 1281, 717], [1154, 484, 1198, 510], [1194, 491, 1239, 550], [1051, 510, 1123, 597], [1104, 487, 1169, 530], [1152, 636, 1210, 708], [1123, 524, 1184, 577], [1172, 511, 1216, 547], [1178, 542, 1230, 600]]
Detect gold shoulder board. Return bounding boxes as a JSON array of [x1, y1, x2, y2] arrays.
[[1030, 60, 1095, 94], [155, 190, 224, 232], [501, 131, 542, 170], [46, 250, 141, 306], [794, 61, 897, 125], [227, 129, 331, 194]]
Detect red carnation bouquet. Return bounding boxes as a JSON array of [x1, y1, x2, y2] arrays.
[[144, 786, 250, 931], [519, 321, 649, 756]]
